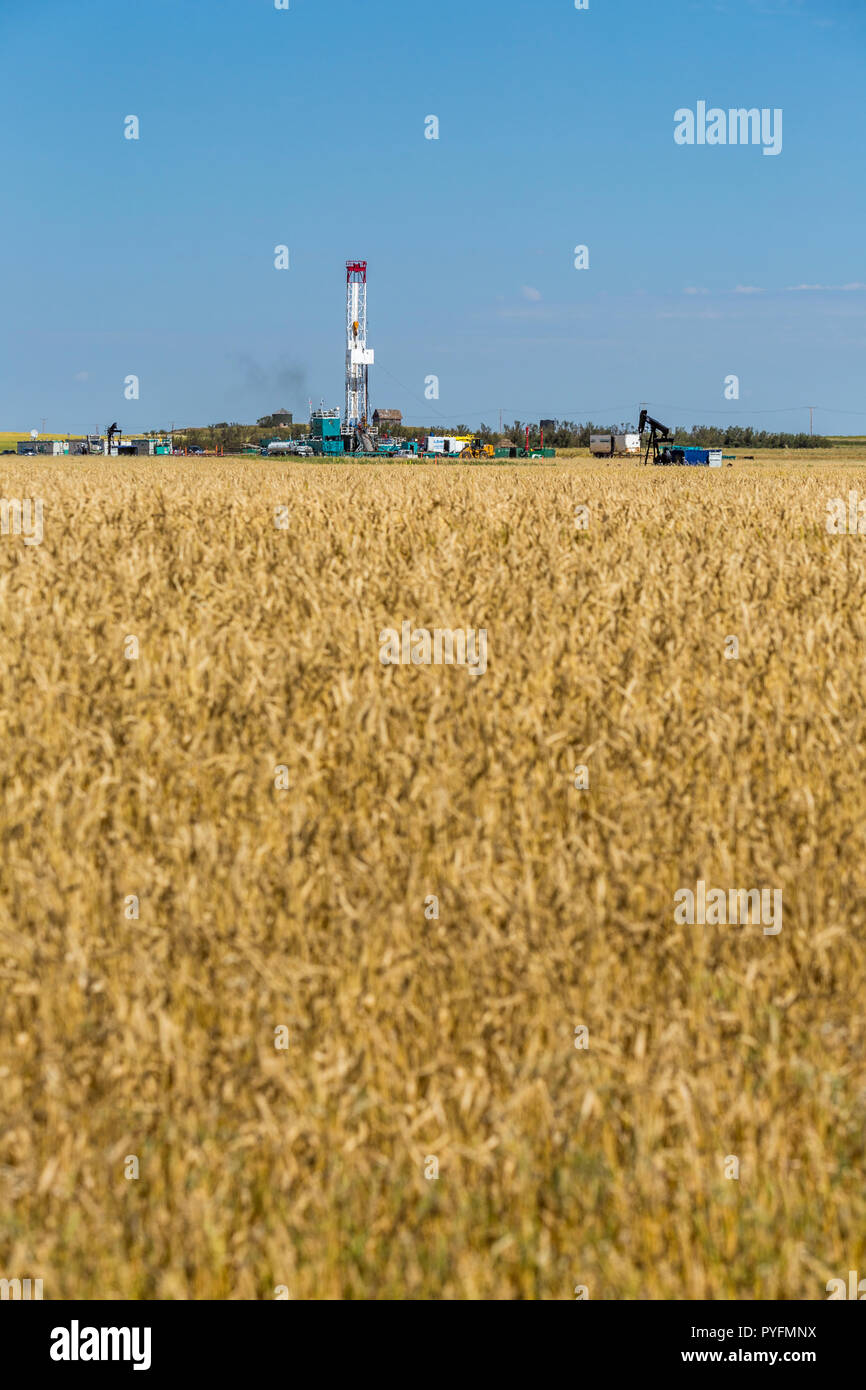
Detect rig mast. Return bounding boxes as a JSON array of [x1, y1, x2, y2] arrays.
[[345, 260, 374, 430]]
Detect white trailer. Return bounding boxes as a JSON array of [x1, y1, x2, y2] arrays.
[[424, 436, 467, 455], [590, 433, 614, 456], [591, 433, 640, 457]]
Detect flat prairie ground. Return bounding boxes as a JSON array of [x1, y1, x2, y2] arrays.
[[0, 459, 864, 1300]]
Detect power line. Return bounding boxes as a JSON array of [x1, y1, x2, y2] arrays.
[[642, 402, 815, 417], [373, 370, 866, 424]]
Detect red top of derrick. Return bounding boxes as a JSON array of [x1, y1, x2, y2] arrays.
[[346, 260, 367, 282]]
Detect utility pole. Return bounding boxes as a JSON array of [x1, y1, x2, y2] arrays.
[[499, 408, 502, 436]]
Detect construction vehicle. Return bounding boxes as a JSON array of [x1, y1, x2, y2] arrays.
[[460, 436, 495, 459]]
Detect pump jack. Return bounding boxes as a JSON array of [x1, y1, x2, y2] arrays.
[[638, 408, 676, 465]]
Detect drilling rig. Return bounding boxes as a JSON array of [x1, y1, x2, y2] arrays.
[[345, 260, 374, 447]]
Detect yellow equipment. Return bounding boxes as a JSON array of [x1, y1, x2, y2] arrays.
[[460, 436, 495, 459]]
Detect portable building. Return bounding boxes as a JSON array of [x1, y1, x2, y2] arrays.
[[17, 439, 69, 455], [311, 409, 345, 456], [424, 436, 467, 455], [590, 434, 614, 456]]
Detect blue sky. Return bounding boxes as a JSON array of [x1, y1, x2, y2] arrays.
[[2, 0, 864, 435]]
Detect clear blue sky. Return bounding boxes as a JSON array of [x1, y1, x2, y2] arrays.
[[2, 0, 864, 435]]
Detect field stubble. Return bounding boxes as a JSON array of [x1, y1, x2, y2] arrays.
[[0, 459, 864, 1299]]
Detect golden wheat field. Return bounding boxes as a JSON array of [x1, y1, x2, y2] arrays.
[[1, 458, 864, 1301]]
